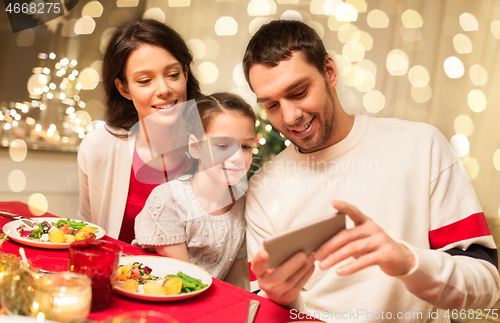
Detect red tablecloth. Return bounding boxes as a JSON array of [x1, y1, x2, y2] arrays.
[[0, 201, 322, 323]]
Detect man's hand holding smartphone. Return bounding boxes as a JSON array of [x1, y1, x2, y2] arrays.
[[251, 200, 416, 307], [314, 200, 415, 277], [250, 248, 315, 306], [251, 210, 346, 306]]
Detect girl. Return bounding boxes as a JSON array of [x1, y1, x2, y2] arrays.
[[77, 19, 202, 242], [134, 92, 256, 289]]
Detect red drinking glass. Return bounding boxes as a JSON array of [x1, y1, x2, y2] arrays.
[[68, 240, 122, 312]]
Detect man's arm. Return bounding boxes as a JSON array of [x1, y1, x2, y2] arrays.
[[397, 241, 500, 309], [316, 127, 500, 310], [315, 200, 500, 309]]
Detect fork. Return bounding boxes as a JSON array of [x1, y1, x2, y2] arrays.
[[0, 210, 36, 227]]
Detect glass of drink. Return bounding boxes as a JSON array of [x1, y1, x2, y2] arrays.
[[68, 240, 122, 312]]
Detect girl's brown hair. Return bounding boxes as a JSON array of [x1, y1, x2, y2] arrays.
[[187, 92, 256, 138], [183, 92, 257, 176]]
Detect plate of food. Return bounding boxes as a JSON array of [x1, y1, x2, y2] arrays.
[[0, 316, 59, 323], [115, 255, 213, 301], [2, 217, 105, 249]]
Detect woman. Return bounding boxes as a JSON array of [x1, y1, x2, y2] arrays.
[[78, 19, 202, 242]]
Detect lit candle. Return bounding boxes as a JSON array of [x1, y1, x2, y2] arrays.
[[33, 272, 91, 322]]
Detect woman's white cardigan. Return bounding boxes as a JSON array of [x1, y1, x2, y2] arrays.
[[77, 125, 135, 238]]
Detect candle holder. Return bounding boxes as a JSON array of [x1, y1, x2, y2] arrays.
[[112, 310, 180, 323], [0, 254, 37, 317], [32, 272, 92, 322]]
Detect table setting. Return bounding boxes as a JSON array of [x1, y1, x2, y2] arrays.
[[0, 201, 322, 323]]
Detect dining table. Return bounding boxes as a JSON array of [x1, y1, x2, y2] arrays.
[[0, 201, 323, 323]]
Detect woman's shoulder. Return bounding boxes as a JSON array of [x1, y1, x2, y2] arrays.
[[81, 125, 128, 146], [78, 125, 131, 162]]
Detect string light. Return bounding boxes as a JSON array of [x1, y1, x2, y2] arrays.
[[0, 4, 495, 218], [0, 52, 94, 148]]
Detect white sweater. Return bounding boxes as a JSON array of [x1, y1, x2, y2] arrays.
[[246, 115, 500, 322], [134, 178, 246, 279]]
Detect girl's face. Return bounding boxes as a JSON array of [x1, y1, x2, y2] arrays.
[[193, 112, 255, 185], [116, 44, 188, 123]]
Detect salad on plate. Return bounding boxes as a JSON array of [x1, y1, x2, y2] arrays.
[[16, 218, 99, 244], [117, 262, 208, 296]]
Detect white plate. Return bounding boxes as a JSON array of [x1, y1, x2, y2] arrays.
[[115, 255, 213, 301], [2, 217, 106, 249], [0, 316, 59, 323]]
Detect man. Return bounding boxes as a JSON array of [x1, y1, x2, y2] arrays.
[[243, 20, 500, 322]]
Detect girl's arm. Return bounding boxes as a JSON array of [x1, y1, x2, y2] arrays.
[[155, 243, 190, 263], [223, 257, 250, 290]]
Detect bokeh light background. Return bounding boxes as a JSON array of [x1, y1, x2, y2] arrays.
[[0, 0, 499, 222]]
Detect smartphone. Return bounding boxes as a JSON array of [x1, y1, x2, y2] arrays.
[[263, 212, 346, 268]]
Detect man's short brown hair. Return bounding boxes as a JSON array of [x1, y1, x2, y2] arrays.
[[243, 20, 329, 90]]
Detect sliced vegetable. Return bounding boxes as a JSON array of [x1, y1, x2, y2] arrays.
[[52, 219, 97, 231], [123, 279, 139, 292], [117, 265, 132, 281], [40, 221, 51, 234], [143, 281, 166, 295], [117, 262, 161, 284], [28, 224, 44, 239], [117, 263, 207, 295], [162, 277, 183, 295]]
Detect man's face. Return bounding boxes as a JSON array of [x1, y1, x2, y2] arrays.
[[248, 51, 338, 153]]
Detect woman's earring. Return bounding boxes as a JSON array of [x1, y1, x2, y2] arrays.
[[185, 150, 192, 159]]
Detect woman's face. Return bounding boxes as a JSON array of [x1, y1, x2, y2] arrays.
[[116, 44, 188, 122]]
